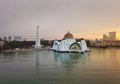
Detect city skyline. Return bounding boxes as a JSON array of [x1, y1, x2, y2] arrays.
[[0, 0, 120, 40]]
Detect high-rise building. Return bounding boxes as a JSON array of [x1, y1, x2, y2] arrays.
[[3, 37, 7, 41], [103, 34, 108, 41], [0, 38, 4, 48], [14, 36, 22, 41], [109, 31, 116, 41], [8, 36, 12, 42]]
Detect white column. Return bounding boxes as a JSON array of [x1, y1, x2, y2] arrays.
[[35, 25, 41, 47]]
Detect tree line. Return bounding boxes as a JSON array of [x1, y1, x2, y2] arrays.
[[0, 39, 90, 51], [1, 40, 53, 50]]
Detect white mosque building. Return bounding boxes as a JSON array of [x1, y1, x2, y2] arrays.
[[51, 31, 89, 53]]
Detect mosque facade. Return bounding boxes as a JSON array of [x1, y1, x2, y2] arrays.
[[51, 31, 89, 53]]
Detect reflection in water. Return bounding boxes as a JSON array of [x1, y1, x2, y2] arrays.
[[53, 52, 89, 67], [0, 52, 17, 63], [35, 50, 40, 77], [0, 51, 35, 63], [1, 49, 120, 84]]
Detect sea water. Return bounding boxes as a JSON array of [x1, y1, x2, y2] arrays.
[[0, 48, 120, 84]]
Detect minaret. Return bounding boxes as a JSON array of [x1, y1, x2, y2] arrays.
[[35, 25, 41, 48]]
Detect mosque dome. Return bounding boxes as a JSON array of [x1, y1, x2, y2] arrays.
[[63, 31, 73, 39]]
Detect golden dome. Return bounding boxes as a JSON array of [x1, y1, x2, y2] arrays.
[[63, 31, 73, 39]]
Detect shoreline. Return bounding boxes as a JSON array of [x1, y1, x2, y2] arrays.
[[0, 46, 51, 53], [1, 47, 120, 53]]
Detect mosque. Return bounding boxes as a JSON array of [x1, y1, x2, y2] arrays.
[[51, 31, 89, 53]]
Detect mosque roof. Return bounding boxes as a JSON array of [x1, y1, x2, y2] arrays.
[[63, 31, 73, 39]]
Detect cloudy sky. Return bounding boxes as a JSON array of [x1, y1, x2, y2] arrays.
[[0, 0, 120, 40]]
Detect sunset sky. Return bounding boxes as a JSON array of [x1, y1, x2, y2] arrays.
[[0, 0, 120, 40]]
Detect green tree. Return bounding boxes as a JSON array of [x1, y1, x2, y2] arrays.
[[3, 41, 10, 50]]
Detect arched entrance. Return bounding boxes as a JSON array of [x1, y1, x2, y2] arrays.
[[53, 42, 59, 51], [69, 42, 81, 50]]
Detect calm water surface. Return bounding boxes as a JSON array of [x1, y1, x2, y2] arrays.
[[0, 48, 120, 84]]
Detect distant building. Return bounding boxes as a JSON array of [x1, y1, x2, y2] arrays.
[[109, 31, 116, 41], [3, 36, 12, 42], [0, 38, 4, 48], [23, 38, 33, 41], [14, 36, 22, 41], [23, 38, 27, 41], [3, 37, 7, 41], [8, 36, 12, 42], [91, 31, 120, 47], [103, 34, 109, 41]]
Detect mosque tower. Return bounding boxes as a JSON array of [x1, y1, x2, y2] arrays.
[[34, 25, 42, 48]]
